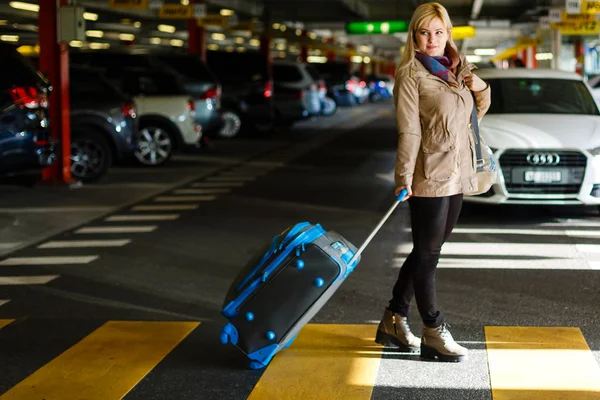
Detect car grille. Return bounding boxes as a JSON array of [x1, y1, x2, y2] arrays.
[[499, 150, 587, 195]]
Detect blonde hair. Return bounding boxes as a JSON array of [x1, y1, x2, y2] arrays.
[[397, 2, 459, 70]]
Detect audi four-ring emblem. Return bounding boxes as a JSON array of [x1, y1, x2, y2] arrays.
[[526, 152, 560, 166]]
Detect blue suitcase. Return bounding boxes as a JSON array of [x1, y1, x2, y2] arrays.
[[220, 191, 407, 369]]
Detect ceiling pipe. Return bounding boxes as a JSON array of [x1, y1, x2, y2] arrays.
[[462, 0, 484, 53]]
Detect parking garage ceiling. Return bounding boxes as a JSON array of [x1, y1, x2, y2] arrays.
[[0, 0, 566, 56]]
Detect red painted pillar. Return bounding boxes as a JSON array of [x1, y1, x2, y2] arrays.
[[575, 38, 584, 75], [531, 45, 538, 69], [39, 0, 72, 183], [299, 30, 308, 62], [188, 0, 206, 60], [326, 38, 336, 62], [260, 8, 272, 70]]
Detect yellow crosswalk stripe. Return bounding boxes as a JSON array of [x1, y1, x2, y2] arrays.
[[0, 319, 14, 329], [485, 326, 600, 400], [247, 324, 383, 400], [2, 321, 199, 400]]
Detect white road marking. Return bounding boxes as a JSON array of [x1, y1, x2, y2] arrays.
[[0, 299, 10, 307], [38, 240, 131, 249], [0, 256, 98, 266], [105, 214, 180, 222], [206, 176, 256, 182], [589, 261, 600, 270], [0, 242, 21, 250], [131, 205, 199, 211], [172, 189, 231, 195], [190, 182, 244, 188], [75, 226, 157, 234], [0, 207, 111, 213], [396, 242, 580, 258], [576, 244, 600, 254], [153, 196, 217, 202], [447, 228, 600, 237], [431, 257, 592, 270], [0, 275, 59, 285]]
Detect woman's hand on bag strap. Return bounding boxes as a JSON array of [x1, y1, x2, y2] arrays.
[[464, 73, 487, 92]]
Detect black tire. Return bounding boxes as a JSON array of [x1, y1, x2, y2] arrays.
[[70, 129, 112, 183], [135, 122, 174, 166], [218, 109, 243, 139]]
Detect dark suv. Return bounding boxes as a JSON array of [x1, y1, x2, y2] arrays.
[[205, 50, 275, 138], [0, 43, 55, 176], [69, 66, 138, 182]]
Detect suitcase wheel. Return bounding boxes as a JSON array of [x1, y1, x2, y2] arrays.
[[220, 323, 239, 345]]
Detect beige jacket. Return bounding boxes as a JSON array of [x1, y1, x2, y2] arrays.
[[393, 55, 491, 197]]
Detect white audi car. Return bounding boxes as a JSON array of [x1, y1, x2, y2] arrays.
[[467, 68, 600, 207]]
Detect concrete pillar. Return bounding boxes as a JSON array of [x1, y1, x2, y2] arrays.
[[551, 29, 562, 70], [39, 0, 72, 183], [188, 0, 206, 60]]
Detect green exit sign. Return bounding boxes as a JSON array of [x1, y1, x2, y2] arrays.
[[345, 21, 409, 34]]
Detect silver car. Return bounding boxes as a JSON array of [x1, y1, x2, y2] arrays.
[[272, 61, 321, 127]]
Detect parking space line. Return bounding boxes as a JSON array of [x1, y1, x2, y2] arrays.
[[0, 299, 10, 308], [576, 244, 600, 254], [0, 256, 98, 266], [0, 319, 14, 329], [207, 176, 256, 182], [1, 321, 200, 399], [173, 189, 231, 195], [485, 326, 600, 399], [396, 242, 579, 258], [131, 205, 198, 211], [0, 242, 22, 250], [38, 240, 131, 249], [190, 182, 245, 188], [247, 324, 383, 400], [0, 275, 60, 285], [153, 196, 217, 202], [450, 228, 600, 237], [105, 214, 180, 222], [588, 261, 600, 270], [75, 226, 157, 234]]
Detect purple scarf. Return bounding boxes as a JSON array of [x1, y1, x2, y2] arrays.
[[415, 51, 459, 88]]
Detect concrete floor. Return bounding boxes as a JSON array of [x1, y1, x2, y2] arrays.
[[1, 101, 599, 399]]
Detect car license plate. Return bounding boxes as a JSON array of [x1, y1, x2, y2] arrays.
[[524, 171, 562, 183]]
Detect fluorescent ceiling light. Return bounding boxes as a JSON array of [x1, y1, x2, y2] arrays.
[[276, 43, 285, 50], [536, 52, 553, 60], [295, 29, 302, 36], [280, 25, 286, 32], [234, 37, 244, 44], [170, 39, 184, 47], [249, 39, 260, 46], [363, 56, 371, 64], [272, 23, 280, 29], [466, 55, 482, 63], [181, 0, 189, 5], [119, 33, 135, 41], [211, 33, 225, 41], [207, 43, 219, 50], [220, 9, 234, 16], [474, 48, 496, 56], [9, 2, 38, 12], [307, 56, 327, 63], [83, 12, 98, 21], [351, 55, 363, 63], [86, 30, 104, 38], [89, 42, 110, 50], [69, 40, 83, 47], [133, 21, 141, 28], [1, 35, 19, 42], [149, 37, 161, 45], [237, 47, 245, 52], [158, 24, 175, 33]]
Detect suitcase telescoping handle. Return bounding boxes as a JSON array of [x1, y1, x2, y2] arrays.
[[348, 189, 408, 267]]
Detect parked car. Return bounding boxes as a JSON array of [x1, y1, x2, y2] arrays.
[[272, 61, 321, 127], [69, 66, 138, 182], [471, 68, 600, 208], [366, 74, 393, 102], [70, 51, 221, 139], [205, 50, 276, 138], [308, 61, 369, 106], [305, 64, 336, 116], [0, 43, 54, 176]]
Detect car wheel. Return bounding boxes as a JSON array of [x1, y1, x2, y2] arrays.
[[135, 124, 173, 166], [219, 110, 243, 138], [70, 130, 112, 183], [321, 97, 337, 116]]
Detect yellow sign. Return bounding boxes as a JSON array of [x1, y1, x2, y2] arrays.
[[562, 10, 595, 21], [517, 37, 542, 46], [159, 4, 193, 19], [583, 1, 600, 13], [109, 0, 147, 9], [551, 20, 599, 34], [452, 26, 476, 40], [198, 15, 227, 26]]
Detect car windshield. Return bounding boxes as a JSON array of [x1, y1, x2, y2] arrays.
[[486, 78, 599, 115]]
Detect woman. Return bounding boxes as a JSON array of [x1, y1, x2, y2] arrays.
[[375, 2, 490, 362]]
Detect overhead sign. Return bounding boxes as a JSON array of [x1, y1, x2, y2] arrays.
[[345, 21, 409, 34], [148, 0, 162, 9], [452, 26, 476, 40], [198, 15, 227, 26], [561, 10, 595, 20], [159, 4, 193, 18], [566, 0, 600, 13], [194, 4, 206, 18], [549, 8, 563, 22], [109, 0, 147, 9], [551, 20, 599, 34], [539, 16, 551, 30]]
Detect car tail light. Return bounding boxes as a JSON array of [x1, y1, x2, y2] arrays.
[[9, 86, 41, 109], [199, 86, 219, 100], [345, 80, 355, 92], [121, 103, 137, 119], [187, 99, 196, 111], [359, 81, 367, 88], [264, 80, 273, 98], [293, 90, 305, 100]]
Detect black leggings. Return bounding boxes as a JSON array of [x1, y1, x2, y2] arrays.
[[388, 194, 463, 328]]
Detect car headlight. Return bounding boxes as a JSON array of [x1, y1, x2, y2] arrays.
[[589, 147, 600, 156]]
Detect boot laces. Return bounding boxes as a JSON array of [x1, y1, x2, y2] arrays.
[[440, 323, 452, 339]]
